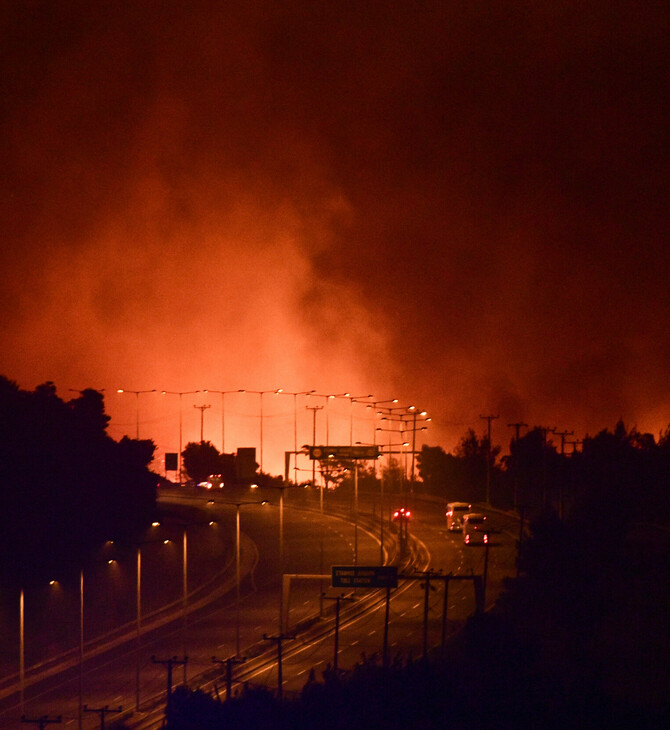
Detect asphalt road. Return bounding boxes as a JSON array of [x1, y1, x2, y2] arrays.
[[0, 487, 518, 729]]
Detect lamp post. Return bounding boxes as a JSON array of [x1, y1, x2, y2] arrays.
[[172, 518, 217, 683], [358, 398, 399, 445], [77, 560, 116, 730], [19, 589, 24, 717], [203, 389, 246, 453], [161, 390, 200, 484], [377, 406, 430, 489], [277, 390, 315, 484], [219, 500, 269, 656], [116, 389, 157, 439], [135, 528, 170, 711], [377, 422, 413, 508], [336, 394, 374, 447], [245, 390, 283, 473]]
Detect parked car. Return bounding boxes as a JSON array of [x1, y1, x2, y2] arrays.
[[446, 502, 471, 531], [463, 512, 488, 545]]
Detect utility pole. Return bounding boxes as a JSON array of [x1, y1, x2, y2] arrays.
[[552, 429, 574, 455], [507, 422, 528, 509], [21, 717, 61, 729], [193, 404, 211, 442], [479, 414, 499, 504], [151, 656, 187, 707], [263, 633, 296, 702], [417, 569, 441, 658], [507, 421, 528, 441], [321, 591, 354, 673], [212, 656, 246, 701], [83, 705, 122, 730], [306, 405, 324, 497]]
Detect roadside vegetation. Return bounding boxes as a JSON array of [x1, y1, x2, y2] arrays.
[[0, 376, 158, 590]]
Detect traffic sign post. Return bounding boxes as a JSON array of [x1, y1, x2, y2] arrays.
[[309, 445, 380, 460], [331, 565, 398, 589]]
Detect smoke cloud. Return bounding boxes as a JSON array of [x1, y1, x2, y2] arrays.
[[2, 2, 669, 473]]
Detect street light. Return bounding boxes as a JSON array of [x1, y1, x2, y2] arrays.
[[333, 394, 374, 446], [161, 390, 200, 485], [116, 389, 157, 439], [167, 517, 218, 683], [77, 560, 117, 730], [277, 390, 316, 484], [244, 390, 283, 473], [357, 398, 399, 444], [218, 500, 269, 656], [134, 527, 170, 711], [203, 389, 246, 453], [378, 407, 430, 486]]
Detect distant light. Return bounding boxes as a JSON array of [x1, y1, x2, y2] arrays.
[[152, 521, 160, 527], [49, 580, 57, 586], [209, 521, 215, 526], [250, 483, 258, 489], [163, 539, 170, 544], [108, 559, 115, 565], [117, 389, 124, 393]]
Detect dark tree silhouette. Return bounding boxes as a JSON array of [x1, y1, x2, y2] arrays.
[[182, 440, 228, 484], [0, 377, 157, 588]]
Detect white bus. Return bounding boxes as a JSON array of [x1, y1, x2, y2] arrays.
[[446, 502, 471, 531]]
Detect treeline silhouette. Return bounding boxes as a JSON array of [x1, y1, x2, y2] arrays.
[[417, 421, 670, 523], [161, 420, 669, 729], [0, 377, 157, 589]]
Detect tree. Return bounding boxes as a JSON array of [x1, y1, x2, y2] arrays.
[[182, 440, 225, 485], [0, 377, 157, 588], [416, 445, 449, 495]]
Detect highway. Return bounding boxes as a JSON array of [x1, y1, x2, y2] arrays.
[[0, 486, 518, 729]]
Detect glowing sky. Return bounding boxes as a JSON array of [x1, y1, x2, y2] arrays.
[[1, 2, 669, 475]]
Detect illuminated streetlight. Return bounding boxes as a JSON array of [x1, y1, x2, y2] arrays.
[[378, 407, 430, 486], [333, 394, 374, 446], [134, 525, 169, 711], [203, 389, 246, 453], [161, 390, 200, 485], [116, 389, 157, 439], [244, 390, 283, 473], [219, 500, 269, 656], [277, 390, 316, 483]]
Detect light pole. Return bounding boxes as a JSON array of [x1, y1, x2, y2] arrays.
[[203, 389, 246, 453], [135, 527, 170, 711], [377, 428, 411, 501], [161, 390, 200, 485], [77, 560, 116, 730], [19, 589, 24, 717], [116, 389, 157, 439], [277, 390, 315, 483], [362, 398, 399, 444], [245, 390, 283, 474], [337, 394, 374, 447], [378, 406, 430, 489], [219, 500, 269, 656], [172, 518, 217, 683]]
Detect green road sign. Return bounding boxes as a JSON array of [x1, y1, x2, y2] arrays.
[[309, 445, 380, 460], [332, 565, 398, 588]]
